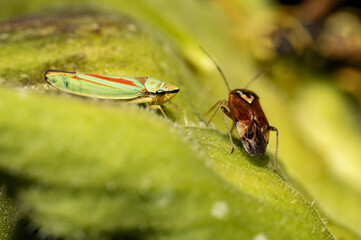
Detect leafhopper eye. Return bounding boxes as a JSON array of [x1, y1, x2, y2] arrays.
[[156, 90, 166, 96]]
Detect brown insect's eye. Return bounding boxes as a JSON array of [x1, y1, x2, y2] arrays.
[[243, 92, 252, 98], [237, 91, 255, 104], [235, 90, 243, 96]]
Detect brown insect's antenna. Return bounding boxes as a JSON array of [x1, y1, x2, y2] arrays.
[[200, 47, 231, 92], [244, 60, 278, 89]]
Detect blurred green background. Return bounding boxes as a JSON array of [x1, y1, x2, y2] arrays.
[[0, 0, 361, 239]]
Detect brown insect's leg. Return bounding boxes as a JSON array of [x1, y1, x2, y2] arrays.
[[221, 106, 235, 153], [269, 126, 283, 180], [204, 99, 228, 123], [204, 100, 221, 117]]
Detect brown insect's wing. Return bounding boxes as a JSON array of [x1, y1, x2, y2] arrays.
[[251, 98, 270, 143], [241, 122, 268, 156], [228, 91, 254, 138]]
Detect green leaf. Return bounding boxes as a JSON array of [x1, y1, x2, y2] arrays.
[[293, 82, 361, 236], [0, 87, 333, 240], [1, 3, 356, 239], [0, 186, 18, 240]]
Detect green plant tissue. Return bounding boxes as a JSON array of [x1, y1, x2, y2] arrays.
[[0, 5, 336, 240], [0, 87, 333, 240]]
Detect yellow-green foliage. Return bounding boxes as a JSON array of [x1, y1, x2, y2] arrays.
[[0, 1, 360, 240], [0, 186, 18, 240], [0, 10, 332, 240], [0, 87, 332, 240]]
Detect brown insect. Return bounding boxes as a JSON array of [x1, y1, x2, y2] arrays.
[[202, 48, 281, 178]]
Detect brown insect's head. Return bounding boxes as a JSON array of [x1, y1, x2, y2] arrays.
[[230, 89, 259, 105]]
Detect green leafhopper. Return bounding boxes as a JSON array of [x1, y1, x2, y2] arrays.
[[44, 70, 180, 117]]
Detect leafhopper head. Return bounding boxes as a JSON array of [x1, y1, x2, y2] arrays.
[[144, 77, 179, 105]]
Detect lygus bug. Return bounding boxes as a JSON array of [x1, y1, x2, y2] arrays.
[[201, 49, 281, 178], [44, 70, 179, 117]]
